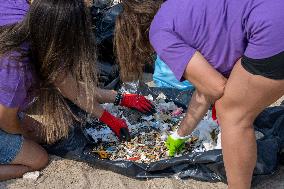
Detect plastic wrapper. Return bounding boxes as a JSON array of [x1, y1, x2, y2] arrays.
[[45, 83, 284, 184]]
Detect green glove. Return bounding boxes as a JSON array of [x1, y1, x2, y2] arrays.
[[165, 134, 189, 157]]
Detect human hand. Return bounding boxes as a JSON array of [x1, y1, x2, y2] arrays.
[[165, 133, 188, 157], [120, 94, 155, 114], [99, 111, 131, 141]]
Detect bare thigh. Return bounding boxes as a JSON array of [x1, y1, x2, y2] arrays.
[[216, 60, 284, 125]]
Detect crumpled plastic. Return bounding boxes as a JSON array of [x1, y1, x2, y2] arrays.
[[154, 56, 194, 90]]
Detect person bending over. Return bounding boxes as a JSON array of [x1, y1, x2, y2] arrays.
[[115, 1, 284, 188]]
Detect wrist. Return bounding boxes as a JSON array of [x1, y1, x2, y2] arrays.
[[173, 130, 190, 139], [114, 91, 123, 106]]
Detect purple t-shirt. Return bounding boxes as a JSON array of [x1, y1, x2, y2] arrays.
[[150, 0, 284, 80], [0, 0, 35, 110]]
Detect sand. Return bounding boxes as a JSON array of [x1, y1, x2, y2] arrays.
[[0, 155, 283, 189]]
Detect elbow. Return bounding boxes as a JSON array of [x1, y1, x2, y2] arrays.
[[210, 79, 226, 102]]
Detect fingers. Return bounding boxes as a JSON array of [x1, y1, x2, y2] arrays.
[[122, 94, 156, 114], [118, 120, 130, 142], [137, 104, 155, 114], [136, 96, 156, 114], [119, 128, 131, 142], [141, 103, 156, 114], [165, 141, 175, 157]]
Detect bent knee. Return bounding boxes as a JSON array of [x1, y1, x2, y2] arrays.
[[13, 139, 49, 171], [197, 84, 225, 105], [210, 82, 226, 102], [215, 99, 256, 128], [30, 148, 48, 171]]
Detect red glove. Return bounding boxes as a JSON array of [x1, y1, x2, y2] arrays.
[[212, 104, 217, 121], [99, 111, 130, 141], [212, 104, 219, 125], [120, 94, 155, 114]]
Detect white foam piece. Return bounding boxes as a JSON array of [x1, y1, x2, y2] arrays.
[[23, 171, 40, 180]]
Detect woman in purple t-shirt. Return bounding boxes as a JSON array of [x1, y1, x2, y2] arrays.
[[115, 0, 284, 188], [0, 0, 154, 180]]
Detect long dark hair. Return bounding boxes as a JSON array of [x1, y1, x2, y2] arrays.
[[0, 0, 97, 143], [114, 0, 163, 82]]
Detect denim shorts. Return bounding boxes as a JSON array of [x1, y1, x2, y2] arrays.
[[0, 129, 24, 164]]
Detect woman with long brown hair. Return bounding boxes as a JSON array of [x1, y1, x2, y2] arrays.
[[115, 0, 284, 188], [0, 0, 153, 180]]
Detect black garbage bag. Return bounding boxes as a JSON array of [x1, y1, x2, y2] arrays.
[[91, 0, 122, 61], [97, 60, 120, 90], [90, 1, 122, 89], [45, 84, 284, 183]]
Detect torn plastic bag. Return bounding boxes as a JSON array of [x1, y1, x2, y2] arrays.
[[45, 84, 284, 183]]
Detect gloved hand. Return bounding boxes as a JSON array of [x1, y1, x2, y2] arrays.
[[165, 131, 189, 157], [212, 104, 219, 125], [99, 110, 131, 141], [120, 93, 155, 114], [212, 104, 217, 121]]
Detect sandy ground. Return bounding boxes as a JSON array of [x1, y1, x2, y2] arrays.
[[0, 155, 283, 189], [1, 76, 283, 189]]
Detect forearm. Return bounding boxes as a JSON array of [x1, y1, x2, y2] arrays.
[[177, 52, 227, 136], [94, 88, 117, 104], [70, 86, 105, 118], [177, 90, 212, 137], [55, 73, 118, 118]]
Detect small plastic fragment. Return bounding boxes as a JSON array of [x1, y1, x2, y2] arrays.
[[87, 92, 222, 163], [255, 130, 264, 140], [127, 156, 141, 161], [171, 108, 183, 116], [23, 171, 40, 180], [96, 151, 109, 159]]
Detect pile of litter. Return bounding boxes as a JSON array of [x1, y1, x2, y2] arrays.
[[85, 92, 221, 163]]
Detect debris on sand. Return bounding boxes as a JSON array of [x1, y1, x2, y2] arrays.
[[86, 93, 222, 163], [23, 171, 40, 180]]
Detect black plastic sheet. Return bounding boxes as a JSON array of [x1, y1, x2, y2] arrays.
[[91, 0, 122, 63], [91, 1, 122, 89], [45, 85, 284, 183], [97, 61, 120, 89]]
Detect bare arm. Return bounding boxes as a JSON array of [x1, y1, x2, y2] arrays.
[[94, 88, 117, 104], [184, 51, 227, 102], [177, 52, 227, 136], [55, 74, 117, 118], [177, 90, 212, 136]]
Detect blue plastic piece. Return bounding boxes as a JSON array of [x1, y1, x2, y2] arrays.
[[153, 56, 194, 90]]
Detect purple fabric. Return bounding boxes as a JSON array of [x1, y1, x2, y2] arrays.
[[150, 0, 284, 80], [0, 0, 29, 25], [0, 0, 35, 110]]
